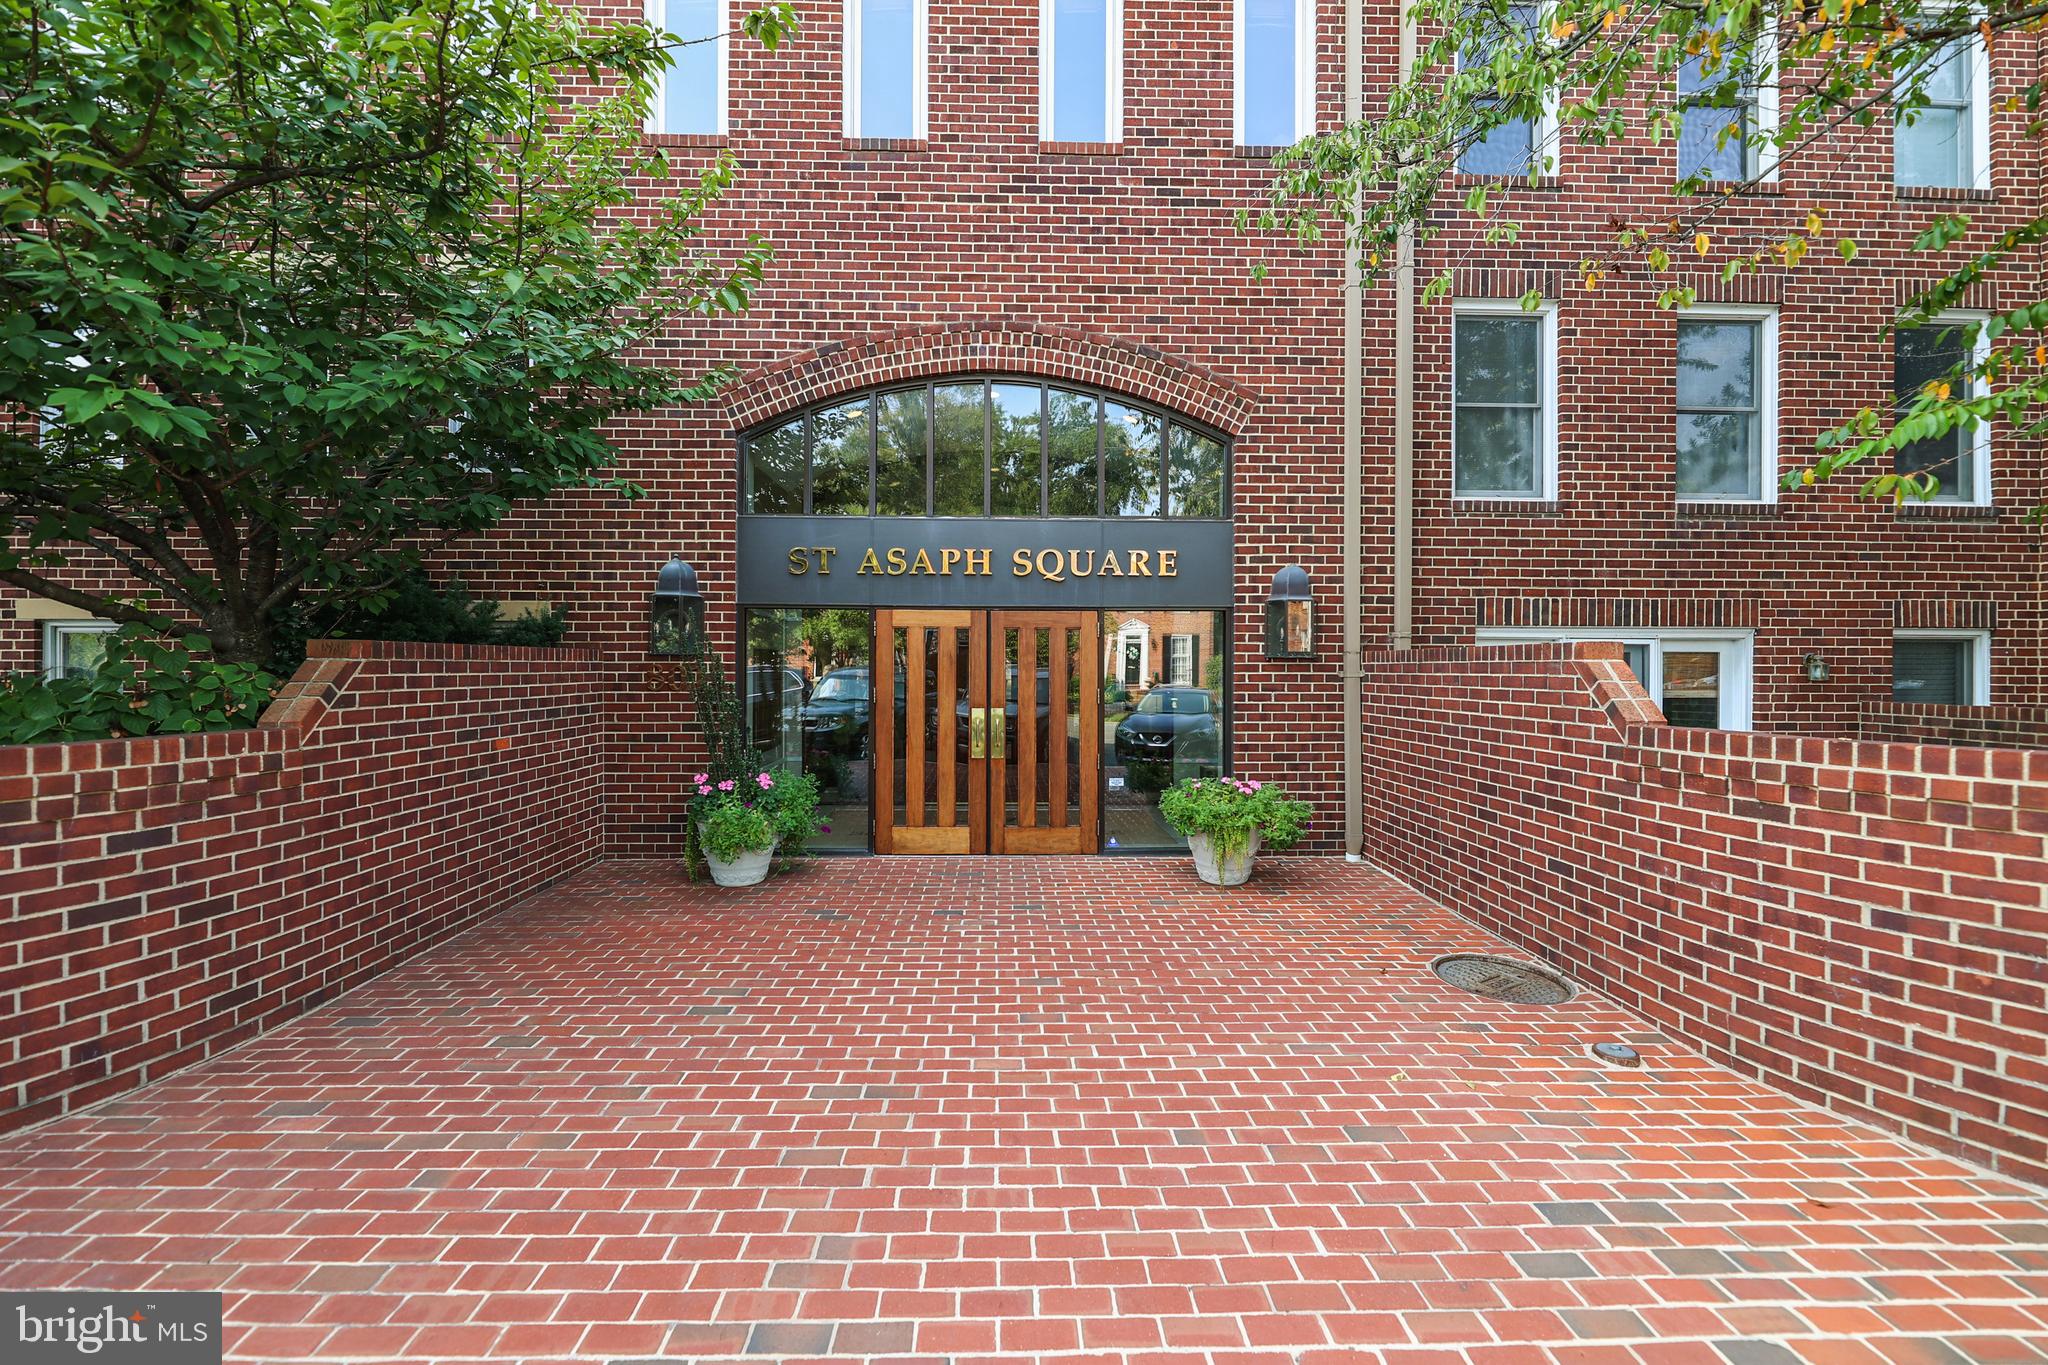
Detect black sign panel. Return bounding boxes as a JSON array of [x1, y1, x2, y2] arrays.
[[737, 517, 1235, 608]]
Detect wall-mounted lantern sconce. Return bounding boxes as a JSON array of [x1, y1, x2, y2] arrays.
[[1264, 565, 1314, 660], [650, 553, 705, 658], [1803, 652, 1831, 683]]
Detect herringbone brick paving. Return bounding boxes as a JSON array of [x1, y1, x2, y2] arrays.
[[1, 857, 2044, 1364]]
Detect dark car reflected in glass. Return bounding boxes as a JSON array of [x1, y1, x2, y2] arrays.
[[801, 668, 873, 759], [1112, 686, 1221, 774]]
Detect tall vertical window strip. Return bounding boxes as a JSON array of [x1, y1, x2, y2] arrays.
[[1457, 4, 1542, 176], [1677, 28, 1763, 181], [1452, 310, 1547, 498], [655, 0, 723, 135], [1046, 0, 1115, 142], [1895, 325, 1984, 502], [1895, 37, 1979, 188], [1676, 317, 1767, 500], [852, 0, 923, 138], [1239, 0, 1305, 147]]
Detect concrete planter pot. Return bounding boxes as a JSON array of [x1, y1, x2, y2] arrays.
[[1187, 830, 1260, 887], [702, 837, 777, 888]]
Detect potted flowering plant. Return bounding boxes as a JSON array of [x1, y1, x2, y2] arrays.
[[1158, 776, 1310, 887], [687, 769, 823, 887]]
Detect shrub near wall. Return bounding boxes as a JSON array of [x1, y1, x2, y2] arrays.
[[0, 641, 607, 1132], [1361, 642, 2048, 1184]]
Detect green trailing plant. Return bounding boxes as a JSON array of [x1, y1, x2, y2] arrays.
[[696, 798, 776, 863], [1159, 776, 1311, 862], [0, 628, 278, 744]]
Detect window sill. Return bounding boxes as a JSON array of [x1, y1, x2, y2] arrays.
[[1676, 500, 1782, 519], [1451, 497, 1559, 515], [1232, 144, 1293, 159], [1898, 500, 1999, 521], [1041, 140, 1126, 157], [646, 132, 729, 149], [1689, 177, 1782, 196], [847, 137, 928, 153], [1897, 184, 1996, 203], [1450, 172, 1567, 192]]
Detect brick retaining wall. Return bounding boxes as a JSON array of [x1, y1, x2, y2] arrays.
[[0, 641, 607, 1132], [1861, 700, 2048, 749], [1362, 642, 2048, 1183]]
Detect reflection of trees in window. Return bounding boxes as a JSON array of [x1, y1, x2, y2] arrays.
[[799, 608, 874, 674], [741, 378, 1226, 519]]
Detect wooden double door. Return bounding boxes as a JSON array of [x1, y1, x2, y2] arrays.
[[874, 610, 1102, 854]]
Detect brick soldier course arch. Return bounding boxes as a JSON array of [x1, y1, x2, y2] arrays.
[[719, 320, 1262, 439]]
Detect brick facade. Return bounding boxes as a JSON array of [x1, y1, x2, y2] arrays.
[[0, 641, 608, 1133], [4, 1, 2045, 850], [1360, 641, 2048, 1183]]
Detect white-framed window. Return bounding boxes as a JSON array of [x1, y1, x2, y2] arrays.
[[1118, 619, 1149, 687], [42, 619, 118, 681], [1894, 311, 1991, 505], [1893, 629, 1990, 705], [646, 0, 727, 136], [1456, 3, 1556, 176], [1479, 628, 1755, 730], [845, 0, 928, 139], [1677, 20, 1778, 182], [1166, 634, 1196, 687], [1675, 304, 1777, 503], [1234, 0, 1315, 148], [1452, 298, 1558, 500], [1041, 0, 1123, 143], [1894, 26, 1990, 190]]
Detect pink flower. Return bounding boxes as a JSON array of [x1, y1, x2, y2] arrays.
[[756, 773, 774, 789], [718, 779, 735, 792], [697, 784, 713, 796], [692, 773, 708, 784]]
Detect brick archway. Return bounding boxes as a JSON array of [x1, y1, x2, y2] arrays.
[[719, 320, 1261, 436]]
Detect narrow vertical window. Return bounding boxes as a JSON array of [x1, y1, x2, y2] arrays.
[[1676, 310, 1774, 502], [1043, 0, 1119, 142], [1451, 303, 1554, 499], [847, 0, 926, 138], [1895, 34, 1985, 189], [650, 0, 725, 136], [1457, 4, 1546, 176], [1236, 0, 1313, 147], [1895, 317, 1989, 504], [1677, 22, 1771, 181]]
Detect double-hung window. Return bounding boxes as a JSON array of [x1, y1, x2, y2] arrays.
[[1478, 629, 1755, 730], [1894, 31, 1988, 189], [1677, 23, 1774, 182], [1893, 630, 1990, 704], [1894, 314, 1990, 505], [647, 0, 726, 136], [1042, 0, 1121, 142], [1675, 306, 1776, 502], [846, 0, 927, 139], [1166, 634, 1197, 687], [1452, 300, 1557, 500], [1457, 4, 1550, 176], [1235, 0, 1314, 147]]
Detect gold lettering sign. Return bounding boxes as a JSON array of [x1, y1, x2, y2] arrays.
[[787, 543, 1181, 581]]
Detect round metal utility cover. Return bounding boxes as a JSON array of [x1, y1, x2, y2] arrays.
[[1430, 954, 1575, 1005]]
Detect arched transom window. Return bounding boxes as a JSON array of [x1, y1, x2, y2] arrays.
[[741, 376, 1230, 519]]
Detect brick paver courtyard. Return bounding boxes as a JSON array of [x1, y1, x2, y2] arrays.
[[2, 858, 2045, 1364]]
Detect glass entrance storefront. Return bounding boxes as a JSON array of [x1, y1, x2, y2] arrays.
[[744, 606, 1227, 854]]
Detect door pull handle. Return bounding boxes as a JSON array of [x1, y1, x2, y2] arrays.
[[990, 709, 1006, 759], [970, 707, 987, 758]]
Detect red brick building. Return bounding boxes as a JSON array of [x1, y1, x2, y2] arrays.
[[6, 1, 2043, 856]]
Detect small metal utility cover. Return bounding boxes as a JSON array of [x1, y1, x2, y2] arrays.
[[1430, 954, 1575, 1005]]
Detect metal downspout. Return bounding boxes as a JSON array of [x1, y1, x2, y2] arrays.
[[1341, 0, 1364, 859], [1392, 3, 1416, 654]]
